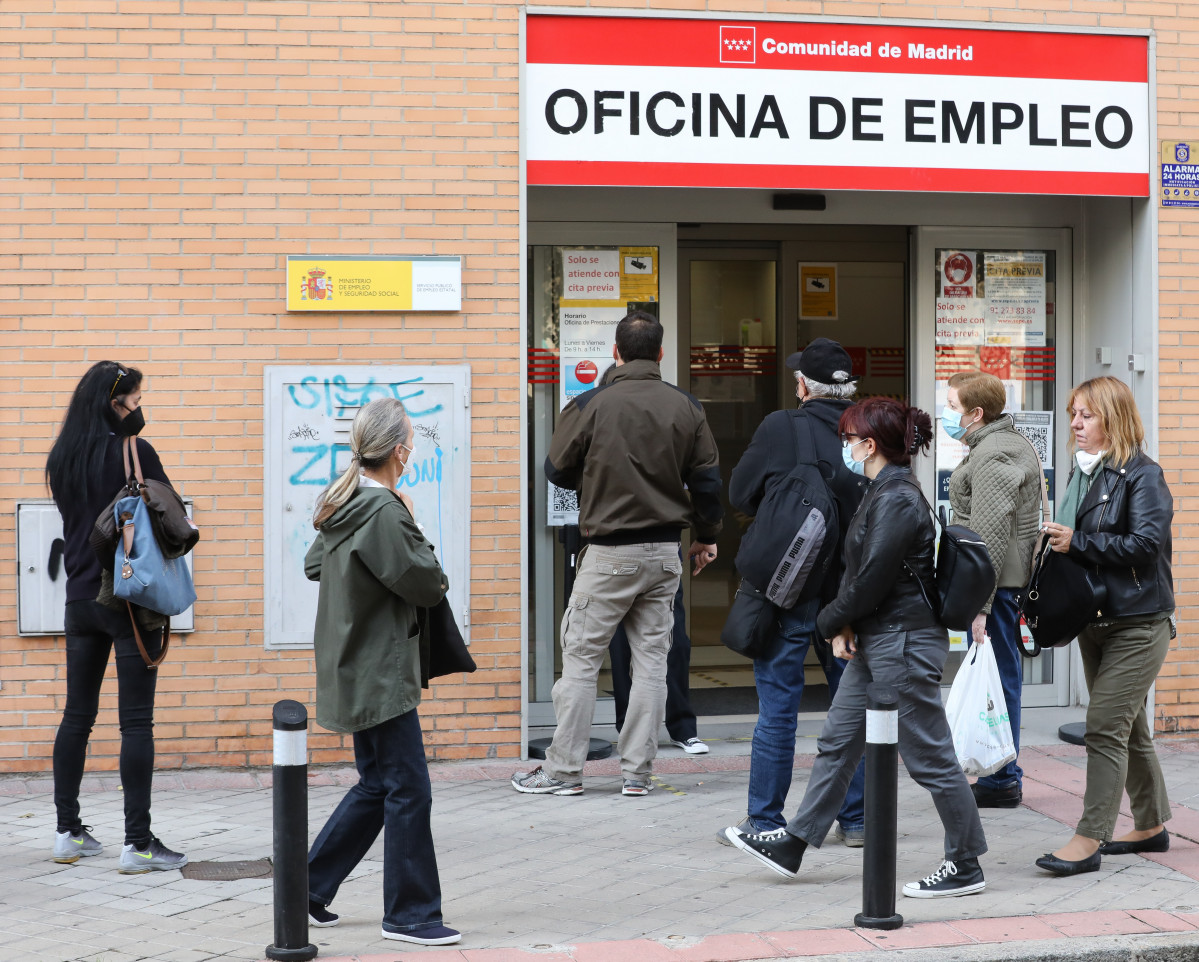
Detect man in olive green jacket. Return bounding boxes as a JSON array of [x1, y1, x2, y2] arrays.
[[304, 485, 448, 734]]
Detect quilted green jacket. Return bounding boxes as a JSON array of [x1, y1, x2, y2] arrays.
[[947, 415, 1043, 612]]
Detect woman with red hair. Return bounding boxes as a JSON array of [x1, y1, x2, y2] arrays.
[[728, 397, 988, 900]]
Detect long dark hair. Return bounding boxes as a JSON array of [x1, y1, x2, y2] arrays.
[[46, 361, 143, 504], [839, 397, 932, 468]]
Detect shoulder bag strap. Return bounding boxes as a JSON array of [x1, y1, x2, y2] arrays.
[[1013, 429, 1051, 558], [125, 603, 169, 669], [127, 436, 146, 487]]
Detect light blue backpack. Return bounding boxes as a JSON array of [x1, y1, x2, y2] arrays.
[[113, 494, 197, 618]]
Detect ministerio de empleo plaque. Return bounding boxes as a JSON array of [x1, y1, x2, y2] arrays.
[[286, 255, 462, 312]]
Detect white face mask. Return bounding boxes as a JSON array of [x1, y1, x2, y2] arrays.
[[1076, 449, 1105, 475]]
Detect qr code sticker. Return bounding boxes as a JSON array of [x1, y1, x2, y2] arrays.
[[1013, 412, 1053, 468], [552, 485, 578, 514]]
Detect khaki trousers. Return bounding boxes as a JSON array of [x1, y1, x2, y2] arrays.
[[544, 542, 682, 782], [1076, 615, 1172, 841]]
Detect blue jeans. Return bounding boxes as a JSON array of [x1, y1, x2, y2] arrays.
[[749, 601, 865, 831], [308, 709, 444, 933], [974, 587, 1024, 791]]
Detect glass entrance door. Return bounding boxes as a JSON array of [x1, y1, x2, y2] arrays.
[[680, 252, 779, 706], [915, 228, 1074, 707]]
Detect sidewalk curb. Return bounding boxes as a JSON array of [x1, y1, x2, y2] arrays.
[[285, 914, 1199, 962]]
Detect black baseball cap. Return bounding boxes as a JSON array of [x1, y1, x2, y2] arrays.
[[784, 338, 860, 385]]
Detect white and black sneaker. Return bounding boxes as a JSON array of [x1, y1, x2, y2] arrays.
[[511, 767, 583, 796], [902, 857, 986, 898], [308, 902, 339, 927], [118, 837, 188, 874], [670, 737, 709, 754], [726, 825, 807, 879]]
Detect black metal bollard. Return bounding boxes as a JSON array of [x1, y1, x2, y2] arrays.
[[266, 700, 318, 962], [854, 683, 903, 931]]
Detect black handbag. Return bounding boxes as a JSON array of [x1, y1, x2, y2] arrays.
[[720, 579, 779, 659], [425, 598, 477, 683], [1015, 541, 1107, 656]]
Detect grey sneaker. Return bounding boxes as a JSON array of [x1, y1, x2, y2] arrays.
[[834, 823, 865, 848], [52, 827, 103, 864], [118, 837, 188, 874], [621, 779, 654, 797], [716, 815, 764, 847], [511, 767, 583, 796]]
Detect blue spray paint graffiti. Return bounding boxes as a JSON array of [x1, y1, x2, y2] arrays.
[[287, 375, 444, 419], [285, 375, 448, 551]]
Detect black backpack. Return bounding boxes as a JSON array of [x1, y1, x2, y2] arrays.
[[734, 415, 841, 609], [891, 478, 996, 631]]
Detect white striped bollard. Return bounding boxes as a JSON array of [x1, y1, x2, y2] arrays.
[[265, 699, 318, 961], [854, 682, 903, 931]]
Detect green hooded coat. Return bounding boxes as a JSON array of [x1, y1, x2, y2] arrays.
[[304, 485, 448, 734]]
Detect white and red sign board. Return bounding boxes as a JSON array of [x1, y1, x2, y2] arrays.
[[525, 16, 1150, 196]]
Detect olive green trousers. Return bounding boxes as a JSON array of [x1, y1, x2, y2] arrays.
[[1075, 615, 1172, 841]]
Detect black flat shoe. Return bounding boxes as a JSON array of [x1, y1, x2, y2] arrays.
[[1099, 829, 1170, 855], [1035, 851, 1102, 876]]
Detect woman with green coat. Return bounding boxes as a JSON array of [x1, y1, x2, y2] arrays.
[[304, 398, 460, 946]]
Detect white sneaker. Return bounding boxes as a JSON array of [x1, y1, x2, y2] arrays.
[[671, 737, 709, 754], [52, 827, 103, 864]]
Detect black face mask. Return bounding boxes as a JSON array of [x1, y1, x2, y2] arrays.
[[117, 406, 146, 437]]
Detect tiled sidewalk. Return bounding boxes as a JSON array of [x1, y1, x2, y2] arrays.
[[2, 731, 1198, 962]]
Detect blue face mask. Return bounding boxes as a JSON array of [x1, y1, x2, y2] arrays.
[[842, 439, 867, 476], [941, 407, 976, 441]]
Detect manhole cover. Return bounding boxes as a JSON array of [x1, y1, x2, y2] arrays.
[[180, 859, 273, 881]]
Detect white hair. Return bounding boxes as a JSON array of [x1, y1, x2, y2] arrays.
[[796, 371, 857, 400]]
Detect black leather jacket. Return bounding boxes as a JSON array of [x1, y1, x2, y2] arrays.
[[1068, 451, 1174, 620], [816, 464, 940, 638]]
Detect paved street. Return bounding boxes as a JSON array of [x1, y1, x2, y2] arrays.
[[2, 709, 1198, 962]]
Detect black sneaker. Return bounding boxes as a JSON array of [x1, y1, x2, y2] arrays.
[[902, 858, 986, 898], [308, 901, 339, 927], [727, 826, 806, 879], [971, 782, 1022, 808]]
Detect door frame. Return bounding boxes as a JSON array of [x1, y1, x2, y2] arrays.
[[525, 222, 678, 728], [914, 226, 1075, 708]]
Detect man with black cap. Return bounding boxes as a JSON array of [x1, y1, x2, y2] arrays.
[[718, 338, 869, 848]]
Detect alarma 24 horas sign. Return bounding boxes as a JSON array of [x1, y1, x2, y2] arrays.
[[524, 16, 1149, 196]]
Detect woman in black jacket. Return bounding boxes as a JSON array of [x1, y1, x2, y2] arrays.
[[728, 397, 988, 899], [45, 361, 187, 873], [1037, 376, 1174, 876]]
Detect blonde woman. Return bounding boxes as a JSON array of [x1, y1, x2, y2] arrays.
[[1037, 377, 1174, 877], [304, 398, 460, 945]]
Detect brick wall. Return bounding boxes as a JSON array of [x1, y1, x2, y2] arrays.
[[3, 0, 1196, 773], [0, 0, 524, 770]]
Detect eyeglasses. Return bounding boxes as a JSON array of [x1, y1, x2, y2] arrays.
[[840, 433, 860, 444], [109, 368, 128, 398]]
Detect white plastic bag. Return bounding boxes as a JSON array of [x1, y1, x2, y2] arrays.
[[944, 638, 1017, 776]]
